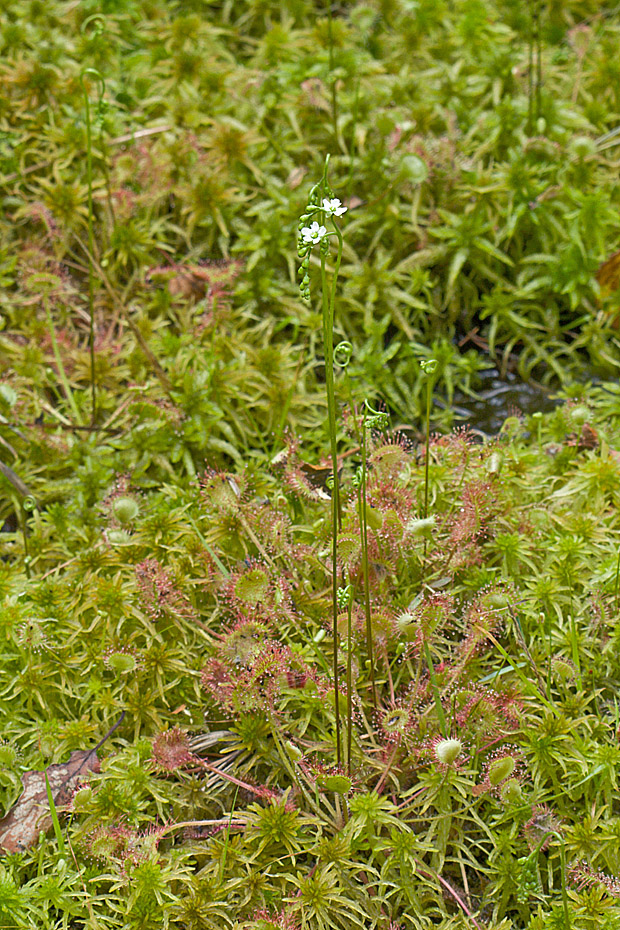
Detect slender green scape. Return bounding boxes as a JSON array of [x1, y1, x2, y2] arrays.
[[421, 358, 438, 529], [358, 400, 389, 709], [80, 66, 106, 424], [298, 154, 347, 764]]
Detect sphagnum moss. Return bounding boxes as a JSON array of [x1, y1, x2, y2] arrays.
[[4, 2, 620, 928]]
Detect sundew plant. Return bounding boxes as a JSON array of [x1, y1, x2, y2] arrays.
[[4, 2, 620, 929]]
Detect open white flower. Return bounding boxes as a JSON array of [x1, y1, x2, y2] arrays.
[[322, 197, 347, 217], [301, 221, 327, 244]]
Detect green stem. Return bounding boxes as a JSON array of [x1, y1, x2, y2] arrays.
[[424, 375, 432, 521], [359, 409, 377, 708], [12, 495, 31, 579], [423, 372, 434, 560], [558, 831, 571, 929], [320, 202, 342, 768], [535, 0, 542, 123], [346, 588, 353, 775], [219, 786, 239, 883], [81, 69, 104, 423], [43, 297, 82, 423], [424, 641, 447, 737], [567, 571, 582, 690], [346, 79, 360, 201], [327, 0, 339, 142]]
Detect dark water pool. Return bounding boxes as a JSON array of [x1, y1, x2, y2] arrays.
[[450, 368, 560, 434]]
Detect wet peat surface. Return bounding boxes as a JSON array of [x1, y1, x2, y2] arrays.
[[450, 368, 561, 435]]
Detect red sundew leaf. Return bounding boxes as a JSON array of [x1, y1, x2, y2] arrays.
[[0, 750, 100, 854]]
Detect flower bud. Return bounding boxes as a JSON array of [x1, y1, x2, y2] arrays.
[[434, 738, 463, 766]]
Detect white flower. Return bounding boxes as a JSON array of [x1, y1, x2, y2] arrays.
[[322, 197, 347, 217], [301, 221, 327, 244]]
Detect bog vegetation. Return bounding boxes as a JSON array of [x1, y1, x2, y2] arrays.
[[2, 1, 620, 928]]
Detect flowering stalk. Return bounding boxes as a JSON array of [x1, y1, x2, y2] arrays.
[[298, 155, 348, 765], [421, 358, 438, 559], [338, 583, 354, 775], [11, 493, 32, 579], [326, 0, 339, 142], [80, 67, 106, 423], [42, 294, 81, 423], [354, 400, 388, 709], [424, 641, 448, 737]]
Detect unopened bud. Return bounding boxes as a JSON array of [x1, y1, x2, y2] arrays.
[[434, 738, 463, 766]]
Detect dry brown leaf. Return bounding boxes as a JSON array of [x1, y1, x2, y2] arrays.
[[596, 249, 620, 297], [0, 750, 100, 854], [286, 166, 307, 189], [567, 423, 599, 451]]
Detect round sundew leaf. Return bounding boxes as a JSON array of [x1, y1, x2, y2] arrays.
[[72, 787, 93, 810], [500, 778, 523, 805], [235, 569, 269, 606], [489, 755, 516, 786], [399, 154, 428, 185], [407, 516, 435, 537], [107, 653, 137, 673], [364, 503, 383, 531], [0, 744, 18, 767], [318, 774, 352, 794], [113, 497, 140, 524], [481, 591, 510, 610], [106, 529, 131, 545]]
